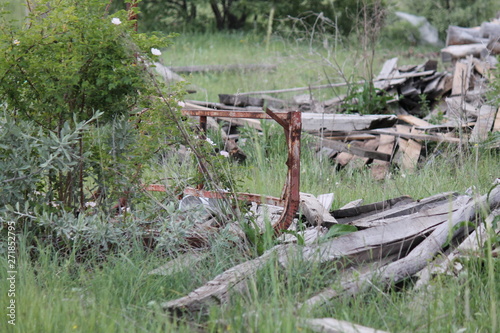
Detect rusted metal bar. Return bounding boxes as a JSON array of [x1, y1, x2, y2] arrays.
[[144, 185, 285, 206], [177, 108, 301, 235]]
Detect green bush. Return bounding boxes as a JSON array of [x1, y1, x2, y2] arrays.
[[0, 0, 176, 211]]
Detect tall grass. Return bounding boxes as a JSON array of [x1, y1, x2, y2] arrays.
[[1, 22, 499, 333]]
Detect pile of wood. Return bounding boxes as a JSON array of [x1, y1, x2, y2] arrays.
[[154, 184, 500, 333]]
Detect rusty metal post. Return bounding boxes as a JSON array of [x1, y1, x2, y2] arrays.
[[172, 108, 301, 236], [265, 109, 301, 235]]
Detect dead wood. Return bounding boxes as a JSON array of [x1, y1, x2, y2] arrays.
[[365, 129, 462, 143], [300, 186, 500, 311], [441, 44, 487, 62], [469, 105, 497, 143], [370, 134, 395, 180], [342, 192, 457, 227], [446, 26, 486, 46], [162, 244, 291, 313], [331, 196, 413, 222], [301, 318, 389, 333], [317, 138, 391, 162], [169, 63, 277, 74], [300, 192, 338, 227], [414, 207, 500, 290], [301, 114, 397, 133]]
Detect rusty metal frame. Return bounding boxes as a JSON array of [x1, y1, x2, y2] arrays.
[[178, 108, 301, 235]]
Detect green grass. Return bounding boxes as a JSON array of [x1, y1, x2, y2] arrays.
[[1, 28, 499, 332], [163, 31, 439, 103]]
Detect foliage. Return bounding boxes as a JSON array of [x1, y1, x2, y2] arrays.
[[107, 0, 388, 36], [0, 0, 178, 211], [400, 0, 497, 39], [342, 81, 391, 114]]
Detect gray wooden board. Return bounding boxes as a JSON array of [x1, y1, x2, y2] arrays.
[[333, 192, 457, 226], [299, 195, 472, 266], [301, 114, 397, 132], [317, 138, 391, 162]]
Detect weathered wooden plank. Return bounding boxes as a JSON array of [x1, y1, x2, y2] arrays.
[[470, 105, 497, 143], [302, 318, 389, 333], [318, 138, 391, 162], [300, 192, 337, 227], [415, 207, 500, 290], [301, 186, 500, 311], [374, 57, 403, 90], [162, 244, 290, 312], [300, 194, 471, 265], [396, 125, 421, 171], [366, 129, 462, 143], [370, 134, 395, 180], [317, 193, 335, 211], [302, 114, 397, 133], [441, 44, 486, 62], [335, 191, 457, 227], [338, 199, 364, 210], [397, 115, 431, 127], [451, 61, 472, 96], [332, 196, 414, 221]]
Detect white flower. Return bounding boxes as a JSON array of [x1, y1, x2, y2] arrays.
[[111, 17, 122, 25], [206, 138, 216, 146], [177, 101, 186, 108], [151, 48, 162, 56], [13, 39, 20, 45], [85, 201, 97, 208], [220, 150, 230, 158]]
